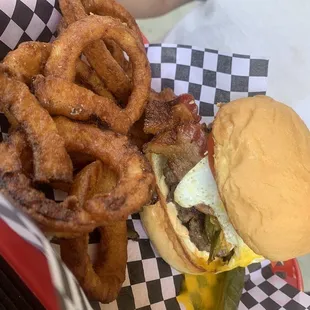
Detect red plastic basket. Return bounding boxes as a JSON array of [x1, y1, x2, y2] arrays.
[[271, 259, 304, 291]]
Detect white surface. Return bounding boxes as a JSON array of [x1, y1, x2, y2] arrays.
[[164, 0, 310, 128], [293, 99, 310, 129], [298, 255, 310, 292], [137, 2, 198, 43]]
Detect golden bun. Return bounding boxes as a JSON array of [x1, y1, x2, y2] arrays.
[[140, 201, 206, 274], [213, 96, 310, 261]]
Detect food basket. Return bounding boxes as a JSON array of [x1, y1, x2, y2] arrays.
[[271, 260, 304, 291], [0, 1, 309, 310]]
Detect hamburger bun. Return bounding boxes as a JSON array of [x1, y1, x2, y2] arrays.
[[213, 96, 310, 261], [141, 154, 262, 274], [142, 95, 310, 274]]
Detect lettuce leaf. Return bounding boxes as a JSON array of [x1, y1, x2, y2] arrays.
[[214, 268, 245, 310]]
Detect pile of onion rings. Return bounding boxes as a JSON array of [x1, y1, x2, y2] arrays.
[[60, 161, 127, 303], [0, 0, 201, 303]]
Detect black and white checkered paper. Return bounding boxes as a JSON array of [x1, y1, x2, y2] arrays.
[[146, 44, 268, 124], [0, 0, 60, 60], [0, 1, 309, 309]]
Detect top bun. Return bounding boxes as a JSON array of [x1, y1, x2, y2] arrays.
[[213, 96, 310, 261]]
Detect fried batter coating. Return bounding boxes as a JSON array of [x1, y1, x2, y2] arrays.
[[54, 117, 155, 221], [2, 42, 51, 85], [81, 0, 144, 43], [60, 161, 127, 303], [0, 70, 73, 183], [2, 41, 114, 101], [34, 76, 128, 134], [105, 39, 132, 77], [75, 60, 116, 101], [0, 129, 26, 173], [59, 0, 131, 102], [0, 131, 95, 233], [36, 16, 150, 134]]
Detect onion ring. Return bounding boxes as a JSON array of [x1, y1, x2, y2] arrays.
[[60, 161, 127, 303], [2, 41, 114, 101], [81, 0, 144, 43], [37, 15, 151, 134], [54, 116, 154, 221], [34, 76, 130, 134], [2, 42, 51, 85], [0, 115, 154, 231], [0, 129, 26, 173], [0, 70, 73, 183], [59, 0, 131, 102], [58, 16, 131, 80], [105, 39, 132, 76], [0, 131, 95, 234], [60, 224, 127, 303], [75, 60, 116, 102]]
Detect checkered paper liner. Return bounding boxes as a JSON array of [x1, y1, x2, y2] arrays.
[[0, 1, 310, 309], [0, 0, 60, 60]]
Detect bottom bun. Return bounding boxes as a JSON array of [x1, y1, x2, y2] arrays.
[[141, 201, 226, 274], [141, 154, 263, 274]]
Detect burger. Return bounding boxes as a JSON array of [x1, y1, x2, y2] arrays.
[[141, 95, 310, 274]]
